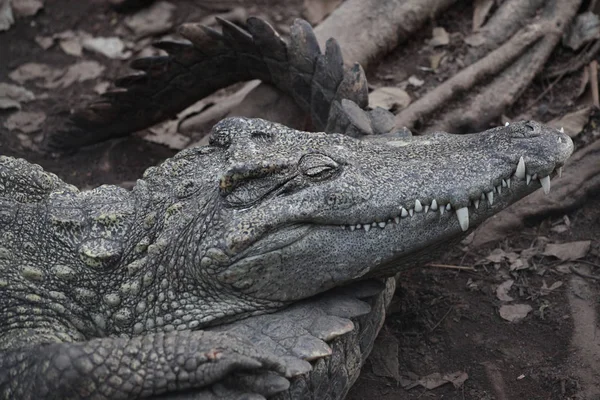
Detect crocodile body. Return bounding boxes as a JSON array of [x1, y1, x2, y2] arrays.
[[0, 17, 573, 400]]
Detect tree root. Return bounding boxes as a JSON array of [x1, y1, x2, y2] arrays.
[[395, 0, 583, 133]]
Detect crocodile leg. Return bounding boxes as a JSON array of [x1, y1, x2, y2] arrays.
[[0, 330, 303, 399], [44, 17, 397, 151]]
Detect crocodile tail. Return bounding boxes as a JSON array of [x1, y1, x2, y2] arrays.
[[44, 17, 398, 151]]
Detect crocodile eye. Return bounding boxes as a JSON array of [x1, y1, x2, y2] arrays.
[[298, 153, 339, 180]]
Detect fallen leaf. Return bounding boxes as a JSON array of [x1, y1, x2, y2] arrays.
[[464, 32, 486, 47], [409, 371, 469, 390], [302, 0, 343, 25], [429, 52, 445, 71], [555, 263, 574, 274], [540, 280, 563, 296], [34, 35, 53, 49], [145, 121, 191, 150], [82, 36, 132, 59], [551, 224, 569, 233], [485, 248, 506, 264], [496, 279, 514, 302], [543, 241, 591, 261], [0, 82, 35, 110], [369, 334, 400, 381], [547, 106, 592, 138], [430, 27, 450, 47], [563, 12, 600, 51], [124, 1, 175, 37], [473, 0, 494, 31], [4, 110, 46, 133], [94, 81, 111, 94], [369, 87, 411, 111], [44, 61, 105, 89], [11, 0, 43, 17], [499, 304, 532, 323], [0, 0, 14, 31], [59, 36, 83, 56], [9, 62, 62, 85], [407, 76, 425, 87], [509, 258, 529, 271]]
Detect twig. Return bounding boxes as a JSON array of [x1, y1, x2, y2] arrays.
[[430, 306, 453, 332], [426, 263, 476, 271], [573, 259, 600, 269], [590, 60, 599, 107], [569, 265, 600, 281]]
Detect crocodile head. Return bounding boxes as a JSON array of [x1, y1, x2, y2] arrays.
[[140, 117, 572, 318]]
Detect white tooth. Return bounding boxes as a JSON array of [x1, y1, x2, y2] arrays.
[[505, 122, 510, 126], [532, 173, 537, 180], [414, 199, 423, 212], [394, 216, 400, 224], [516, 156, 526, 179], [424, 205, 429, 213], [440, 205, 445, 215], [502, 179, 507, 188], [496, 185, 501, 194], [557, 137, 562, 144], [342, 226, 346, 230], [364, 224, 371, 232], [539, 176, 551, 194], [557, 167, 563, 178], [401, 208, 408, 217], [350, 225, 356, 231], [474, 199, 480, 209], [372, 222, 377, 227], [506, 178, 511, 188], [456, 207, 469, 232], [446, 204, 452, 211], [560, 127, 565, 133], [378, 221, 386, 228], [526, 174, 532, 185], [431, 199, 438, 210], [409, 209, 414, 217], [486, 191, 494, 205], [356, 224, 362, 229]]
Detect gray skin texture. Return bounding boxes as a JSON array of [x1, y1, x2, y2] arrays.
[[0, 16, 574, 400]]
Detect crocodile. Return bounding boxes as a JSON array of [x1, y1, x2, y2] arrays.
[[0, 17, 573, 400]]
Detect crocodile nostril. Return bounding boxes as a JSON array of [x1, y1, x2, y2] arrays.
[[524, 123, 535, 132]]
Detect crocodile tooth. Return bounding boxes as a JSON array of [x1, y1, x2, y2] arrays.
[[431, 199, 438, 210], [350, 225, 356, 231], [557, 167, 563, 178], [480, 193, 486, 200], [486, 191, 494, 205], [424, 205, 429, 213], [502, 179, 507, 188], [364, 224, 371, 232], [532, 173, 537, 181], [394, 216, 400, 224], [515, 156, 526, 179], [560, 126, 565, 133], [440, 205, 445, 215], [356, 224, 362, 229], [378, 222, 386, 228], [456, 207, 469, 231], [401, 208, 408, 217], [496, 185, 501, 194], [539, 176, 551, 194], [506, 178, 511, 188], [446, 204, 452, 211], [372, 222, 377, 227], [526, 174, 532, 185], [409, 208, 414, 217], [414, 200, 423, 213], [474, 199, 480, 209], [505, 122, 510, 126]]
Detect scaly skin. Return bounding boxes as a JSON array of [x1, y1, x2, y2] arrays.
[[1, 17, 574, 400]]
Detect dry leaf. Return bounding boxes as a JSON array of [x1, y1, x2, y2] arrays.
[[547, 106, 592, 138], [485, 248, 506, 263], [464, 33, 486, 47], [563, 12, 600, 51], [407, 76, 424, 87], [430, 27, 450, 47], [0, 0, 14, 31], [94, 81, 110, 94], [4, 110, 46, 133], [11, 0, 43, 17], [429, 52, 445, 71], [34, 35, 53, 49], [59, 37, 83, 56], [82, 36, 132, 59], [409, 371, 469, 390], [9, 62, 62, 86], [369, 87, 411, 111], [124, 1, 175, 37], [509, 258, 529, 271], [540, 280, 563, 296], [302, 0, 343, 25], [496, 280, 514, 302], [0, 82, 35, 110], [473, 0, 494, 31], [44, 61, 105, 89], [543, 241, 591, 261], [499, 304, 532, 323], [370, 335, 400, 381]]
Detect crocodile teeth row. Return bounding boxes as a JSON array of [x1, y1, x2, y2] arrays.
[[343, 157, 562, 233]]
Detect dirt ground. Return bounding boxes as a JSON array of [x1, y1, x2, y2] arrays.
[[1, 1, 599, 399]]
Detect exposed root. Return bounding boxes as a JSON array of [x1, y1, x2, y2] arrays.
[[396, 0, 583, 133]]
